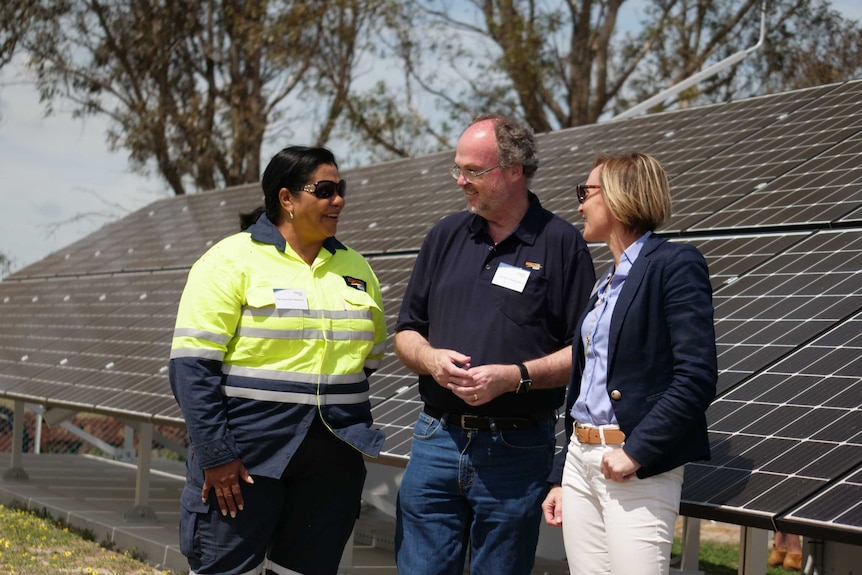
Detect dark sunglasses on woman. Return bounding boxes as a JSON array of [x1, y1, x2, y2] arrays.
[[302, 180, 347, 199]]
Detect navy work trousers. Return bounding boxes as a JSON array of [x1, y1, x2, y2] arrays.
[[180, 416, 366, 575]]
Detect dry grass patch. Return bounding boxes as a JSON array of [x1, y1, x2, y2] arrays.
[[0, 504, 177, 575]]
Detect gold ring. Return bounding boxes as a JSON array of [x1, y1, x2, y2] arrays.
[[473, 393, 478, 401]]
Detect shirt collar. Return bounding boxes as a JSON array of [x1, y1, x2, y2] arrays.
[[247, 213, 346, 254], [621, 230, 651, 269], [600, 230, 652, 288], [466, 191, 544, 245]]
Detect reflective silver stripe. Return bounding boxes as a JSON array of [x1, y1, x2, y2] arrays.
[[191, 559, 265, 575], [222, 385, 369, 405], [172, 327, 231, 345], [242, 307, 373, 320], [235, 327, 374, 341], [369, 342, 386, 356], [170, 347, 224, 361], [364, 357, 382, 370], [223, 364, 366, 385]]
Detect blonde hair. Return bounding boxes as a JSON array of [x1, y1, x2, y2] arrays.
[[594, 152, 672, 234]]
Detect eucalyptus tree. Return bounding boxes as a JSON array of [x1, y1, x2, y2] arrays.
[[2, 0, 859, 179], [338, 0, 862, 160], [0, 0, 387, 195]]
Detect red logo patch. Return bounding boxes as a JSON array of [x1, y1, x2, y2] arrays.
[[343, 276, 367, 292]]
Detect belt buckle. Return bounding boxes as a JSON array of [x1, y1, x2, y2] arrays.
[[575, 424, 591, 444], [460, 415, 481, 430]]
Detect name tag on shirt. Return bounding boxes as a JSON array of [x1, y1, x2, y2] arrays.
[[274, 288, 308, 310], [491, 263, 530, 293]]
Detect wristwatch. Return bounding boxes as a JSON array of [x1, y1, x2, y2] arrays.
[[515, 363, 532, 394]]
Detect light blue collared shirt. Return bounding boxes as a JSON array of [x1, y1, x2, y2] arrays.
[[570, 231, 651, 426]]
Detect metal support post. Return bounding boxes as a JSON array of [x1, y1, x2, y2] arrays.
[[2, 400, 29, 481], [123, 422, 158, 522]]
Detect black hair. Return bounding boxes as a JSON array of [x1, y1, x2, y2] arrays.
[[239, 146, 339, 230]]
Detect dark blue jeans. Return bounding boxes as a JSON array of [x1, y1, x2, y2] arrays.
[[395, 411, 555, 575]]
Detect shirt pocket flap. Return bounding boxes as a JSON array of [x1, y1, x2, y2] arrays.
[[246, 287, 276, 308], [341, 287, 380, 311]]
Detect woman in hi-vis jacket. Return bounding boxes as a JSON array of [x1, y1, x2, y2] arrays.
[[170, 146, 386, 575]]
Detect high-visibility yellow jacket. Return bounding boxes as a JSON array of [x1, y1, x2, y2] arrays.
[[169, 215, 386, 480]]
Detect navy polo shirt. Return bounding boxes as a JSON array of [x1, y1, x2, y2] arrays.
[[396, 192, 595, 416]]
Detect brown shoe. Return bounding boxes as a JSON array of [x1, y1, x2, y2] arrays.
[[768, 549, 786, 567], [783, 552, 802, 571]]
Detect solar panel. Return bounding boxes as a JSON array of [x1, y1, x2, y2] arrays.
[[783, 466, 862, 545], [2, 79, 862, 542], [683, 310, 862, 540], [691, 82, 862, 231], [657, 83, 843, 232], [0, 272, 182, 424], [710, 229, 862, 395]]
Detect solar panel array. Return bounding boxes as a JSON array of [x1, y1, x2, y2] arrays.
[[3, 79, 862, 543]]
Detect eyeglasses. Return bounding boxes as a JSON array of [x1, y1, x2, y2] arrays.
[[576, 184, 601, 204], [301, 179, 346, 199], [450, 164, 500, 182]]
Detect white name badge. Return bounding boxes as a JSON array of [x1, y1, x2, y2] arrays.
[[273, 288, 308, 310], [491, 263, 530, 293]]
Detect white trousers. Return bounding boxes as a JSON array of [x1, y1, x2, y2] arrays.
[[560, 434, 684, 575]]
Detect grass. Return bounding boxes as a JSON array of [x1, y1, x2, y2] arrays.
[[672, 538, 804, 575], [0, 502, 805, 575], [673, 539, 739, 575], [0, 503, 180, 575]]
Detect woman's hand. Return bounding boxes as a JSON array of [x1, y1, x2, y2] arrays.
[[202, 458, 255, 517], [600, 448, 641, 482], [542, 484, 563, 526]]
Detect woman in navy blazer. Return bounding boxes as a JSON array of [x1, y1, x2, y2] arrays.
[[541, 152, 717, 575]]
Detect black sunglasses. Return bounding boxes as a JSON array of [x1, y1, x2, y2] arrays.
[[301, 179, 346, 199], [576, 184, 601, 204]]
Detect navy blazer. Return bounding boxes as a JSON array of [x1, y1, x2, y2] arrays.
[[549, 234, 717, 483]]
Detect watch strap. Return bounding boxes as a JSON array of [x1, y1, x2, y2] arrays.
[[516, 363, 532, 394]]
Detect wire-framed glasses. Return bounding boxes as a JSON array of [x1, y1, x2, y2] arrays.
[[450, 164, 500, 182]]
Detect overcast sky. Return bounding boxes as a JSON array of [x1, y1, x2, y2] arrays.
[[1, 1, 860, 275]]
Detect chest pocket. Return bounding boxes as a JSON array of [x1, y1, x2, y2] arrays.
[[339, 287, 380, 359], [244, 286, 306, 332], [246, 287, 276, 308], [493, 274, 548, 325], [246, 286, 291, 316]]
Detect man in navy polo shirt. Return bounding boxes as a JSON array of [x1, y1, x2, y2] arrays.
[[394, 113, 595, 575]]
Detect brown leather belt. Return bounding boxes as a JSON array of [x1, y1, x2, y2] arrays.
[[575, 423, 626, 444]]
